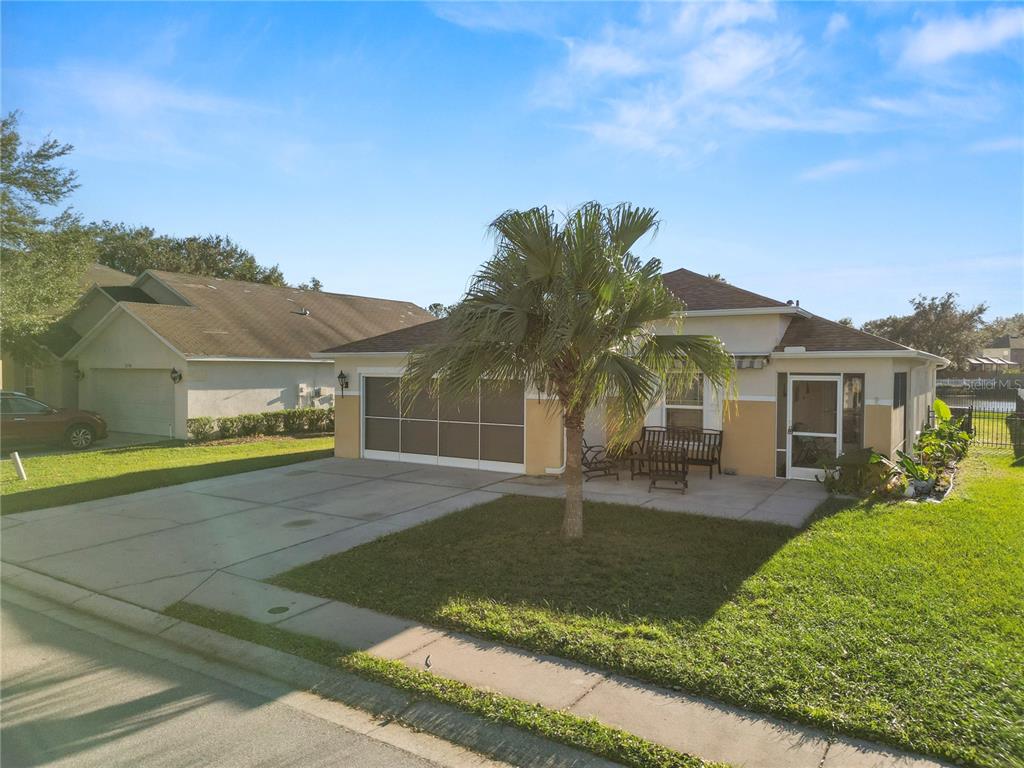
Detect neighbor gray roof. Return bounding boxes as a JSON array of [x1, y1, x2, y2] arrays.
[[85, 263, 135, 288], [109, 271, 434, 359]]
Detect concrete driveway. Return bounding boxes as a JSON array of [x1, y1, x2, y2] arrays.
[[1, 458, 826, 615]]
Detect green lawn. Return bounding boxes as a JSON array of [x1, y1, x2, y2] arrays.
[[272, 451, 1024, 768], [1, 435, 333, 514]]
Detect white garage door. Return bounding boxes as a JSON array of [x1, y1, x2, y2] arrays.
[[362, 376, 525, 473], [92, 369, 175, 436]]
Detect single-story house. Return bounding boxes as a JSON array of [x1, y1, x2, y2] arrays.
[[982, 335, 1024, 367], [317, 268, 948, 481], [3, 266, 434, 438]]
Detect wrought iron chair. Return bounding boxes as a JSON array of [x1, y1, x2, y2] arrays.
[[582, 439, 620, 481]]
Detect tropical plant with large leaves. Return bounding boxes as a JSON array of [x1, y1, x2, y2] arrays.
[[403, 202, 734, 539]]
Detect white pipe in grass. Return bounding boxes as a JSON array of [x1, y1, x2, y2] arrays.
[[11, 451, 27, 481]]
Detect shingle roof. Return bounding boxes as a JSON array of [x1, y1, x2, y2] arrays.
[[86, 263, 135, 288], [323, 318, 448, 354], [324, 268, 919, 357], [774, 315, 911, 352], [661, 268, 789, 310], [112, 271, 434, 359]]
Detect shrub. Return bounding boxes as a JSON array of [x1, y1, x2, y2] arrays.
[[218, 416, 243, 439], [187, 417, 217, 442], [282, 408, 308, 433], [308, 406, 334, 433], [238, 413, 266, 437], [262, 411, 285, 435], [818, 448, 892, 496]]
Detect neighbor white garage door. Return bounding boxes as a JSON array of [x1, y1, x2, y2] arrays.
[[92, 369, 175, 436]]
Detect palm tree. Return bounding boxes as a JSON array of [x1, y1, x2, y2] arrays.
[[403, 202, 734, 539]]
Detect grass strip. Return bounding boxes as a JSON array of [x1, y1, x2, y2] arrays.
[[165, 601, 724, 768]]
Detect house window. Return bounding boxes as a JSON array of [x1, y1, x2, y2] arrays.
[[665, 373, 703, 430], [842, 374, 864, 454], [776, 373, 787, 477], [893, 372, 908, 451]]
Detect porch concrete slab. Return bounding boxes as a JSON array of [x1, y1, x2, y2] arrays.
[[402, 634, 607, 711], [199, 470, 369, 504], [644, 497, 753, 520], [1, 517, 25, 528], [300, 457, 420, 479], [2, 511, 178, 563], [107, 570, 217, 611], [188, 571, 330, 624], [743, 494, 823, 526], [27, 505, 365, 592], [281, 478, 465, 520], [386, 465, 519, 489], [774, 480, 830, 499], [484, 479, 564, 498], [570, 675, 830, 768], [377, 490, 504, 530], [823, 739, 951, 768], [277, 600, 445, 658], [101, 492, 259, 524]]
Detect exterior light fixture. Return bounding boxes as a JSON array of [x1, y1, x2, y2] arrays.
[[170, 368, 183, 384], [336, 370, 349, 397], [73, 369, 86, 381]]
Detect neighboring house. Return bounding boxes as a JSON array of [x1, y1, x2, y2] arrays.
[[0, 264, 136, 407], [5, 267, 433, 438], [317, 268, 948, 481], [981, 335, 1024, 368]]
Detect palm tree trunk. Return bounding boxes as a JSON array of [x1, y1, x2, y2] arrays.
[[561, 413, 584, 540]]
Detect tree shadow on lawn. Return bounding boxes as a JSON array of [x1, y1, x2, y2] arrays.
[[272, 495, 828, 629]]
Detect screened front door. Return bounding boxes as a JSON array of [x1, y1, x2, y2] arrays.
[[786, 374, 841, 481], [361, 376, 525, 472]]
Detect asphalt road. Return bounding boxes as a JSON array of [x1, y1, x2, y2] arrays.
[[0, 599, 472, 768]]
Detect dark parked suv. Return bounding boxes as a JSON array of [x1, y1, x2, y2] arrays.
[[1, 391, 108, 451]]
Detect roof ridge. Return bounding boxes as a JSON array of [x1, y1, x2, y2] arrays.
[[146, 269, 422, 307]]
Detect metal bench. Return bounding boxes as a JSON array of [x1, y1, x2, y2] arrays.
[[582, 439, 619, 481]]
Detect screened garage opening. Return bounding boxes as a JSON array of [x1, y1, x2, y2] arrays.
[[362, 376, 525, 472]]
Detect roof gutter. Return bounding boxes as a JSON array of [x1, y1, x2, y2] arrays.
[[771, 349, 950, 365], [672, 306, 810, 318], [187, 356, 334, 363]]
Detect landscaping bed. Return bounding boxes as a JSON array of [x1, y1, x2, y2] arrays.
[[272, 451, 1024, 768], [1, 435, 333, 514]]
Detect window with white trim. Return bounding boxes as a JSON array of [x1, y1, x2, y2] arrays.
[[665, 373, 703, 430]]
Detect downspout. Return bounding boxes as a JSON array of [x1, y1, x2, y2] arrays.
[[545, 427, 567, 475]]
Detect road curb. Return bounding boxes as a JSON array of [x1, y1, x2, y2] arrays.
[[1, 563, 618, 768]]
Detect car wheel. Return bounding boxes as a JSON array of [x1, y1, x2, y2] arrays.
[[66, 424, 95, 450]]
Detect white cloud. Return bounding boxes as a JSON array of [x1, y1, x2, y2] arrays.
[[968, 136, 1024, 154], [683, 30, 800, 94], [567, 40, 650, 78], [798, 157, 868, 181], [901, 7, 1024, 66], [703, 2, 777, 33], [824, 13, 849, 41]]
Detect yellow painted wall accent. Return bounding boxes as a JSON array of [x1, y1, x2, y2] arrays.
[[334, 394, 361, 458], [866, 403, 894, 456], [525, 399, 563, 475], [721, 400, 776, 477]]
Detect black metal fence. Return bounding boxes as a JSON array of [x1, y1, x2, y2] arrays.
[[934, 389, 1024, 450]]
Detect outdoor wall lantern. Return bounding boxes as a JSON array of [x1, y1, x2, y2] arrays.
[[337, 370, 350, 396], [73, 369, 85, 381], [170, 368, 183, 384]]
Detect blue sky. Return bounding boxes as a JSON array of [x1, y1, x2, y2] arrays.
[[3, 2, 1022, 323]]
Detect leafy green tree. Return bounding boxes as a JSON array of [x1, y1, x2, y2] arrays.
[[1, 112, 94, 357], [862, 293, 988, 369], [837, 317, 854, 327], [88, 221, 286, 285], [426, 302, 453, 318], [403, 203, 734, 539], [982, 313, 1024, 344], [298, 276, 323, 291]]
